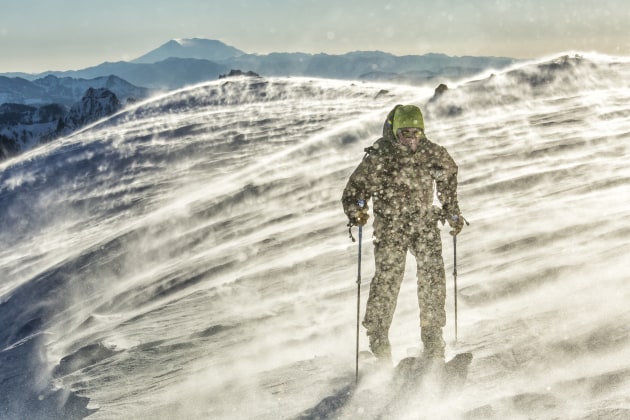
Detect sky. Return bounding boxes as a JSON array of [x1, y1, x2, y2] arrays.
[[2, 0, 630, 74]]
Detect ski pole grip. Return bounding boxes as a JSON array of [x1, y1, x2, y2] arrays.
[[348, 200, 366, 242]]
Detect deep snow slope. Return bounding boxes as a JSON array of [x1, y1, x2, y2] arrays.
[[1, 54, 629, 419]]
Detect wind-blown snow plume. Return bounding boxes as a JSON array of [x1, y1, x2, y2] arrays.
[[1, 54, 629, 419]]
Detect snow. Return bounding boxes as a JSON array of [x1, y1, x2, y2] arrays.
[[1, 55, 630, 419]]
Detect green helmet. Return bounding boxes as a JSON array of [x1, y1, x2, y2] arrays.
[[392, 105, 424, 135]]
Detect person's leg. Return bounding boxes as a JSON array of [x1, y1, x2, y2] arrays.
[[411, 223, 447, 359], [363, 233, 407, 361]]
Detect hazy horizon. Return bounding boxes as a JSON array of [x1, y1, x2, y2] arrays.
[[2, 0, 630, 73]]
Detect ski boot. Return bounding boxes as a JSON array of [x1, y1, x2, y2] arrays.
[[421, 327, 446, 374], [367, 331, 392, 366]]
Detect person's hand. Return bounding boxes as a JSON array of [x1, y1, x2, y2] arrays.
[[351, 200, 369, 226], [448, 214, 464, 236], [353, 209, 370, 226]]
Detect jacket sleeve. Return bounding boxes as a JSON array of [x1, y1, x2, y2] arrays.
[[434, 146, 460, 215], [341, 154, 376, 221]]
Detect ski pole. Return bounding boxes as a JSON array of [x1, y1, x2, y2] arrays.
[[452, 216, 469, 344], [355, 199, 365, 384], [355, 224, 362, 384], [453, 234, 458, 343]]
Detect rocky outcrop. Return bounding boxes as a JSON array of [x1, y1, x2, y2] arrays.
[[0, 133, 19, 160], [430, 83, 449, 101], [0, 103, 66, 157], [425, 83, 463, 117], [56, 87, 121, 135], [0, 88, 122, 161], [219, 69, 260, 79]]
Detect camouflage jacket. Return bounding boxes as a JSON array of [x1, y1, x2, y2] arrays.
[[342, 106, 460, 226]]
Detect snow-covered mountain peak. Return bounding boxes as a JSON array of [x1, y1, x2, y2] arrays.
[[132, 38, 245, 64]]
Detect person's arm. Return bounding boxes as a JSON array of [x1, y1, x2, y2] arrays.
[[435, 146, 464, 234], [342, 155, 375, 225]]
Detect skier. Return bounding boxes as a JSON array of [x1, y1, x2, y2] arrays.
[[342, 104, 464, 365]]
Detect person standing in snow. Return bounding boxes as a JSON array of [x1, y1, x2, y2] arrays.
[[342, 104, 464, 364]]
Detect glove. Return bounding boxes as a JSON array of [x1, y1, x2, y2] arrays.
[[351, 201, 369, 226], [447, 214, 465, 236], [354, 209, 370, 226]]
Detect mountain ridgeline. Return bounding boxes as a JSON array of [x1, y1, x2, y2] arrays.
[[6, 38, 516, 90], [0, 38, 519, 161]]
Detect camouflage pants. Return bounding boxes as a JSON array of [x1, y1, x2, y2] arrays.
[[363, 218, 447, 337]]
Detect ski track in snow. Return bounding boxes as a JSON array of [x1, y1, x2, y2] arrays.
[[1, 55, 630, 419]]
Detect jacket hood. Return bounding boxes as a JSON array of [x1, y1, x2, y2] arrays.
[[381, 104, 427, 153], [382, 104, 401, 142]]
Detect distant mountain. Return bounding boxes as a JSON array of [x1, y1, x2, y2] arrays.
[[0, 74, 150, 106], [0, 88, 122, 160], [1, 39, 517, 91], [215, 50, 516, 81], [38, 58, 230, 91], [132, 38, 245, 64], [302, 51, 512, 81], [0, 76, 48, 105], [221, 52, 314, 77]]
